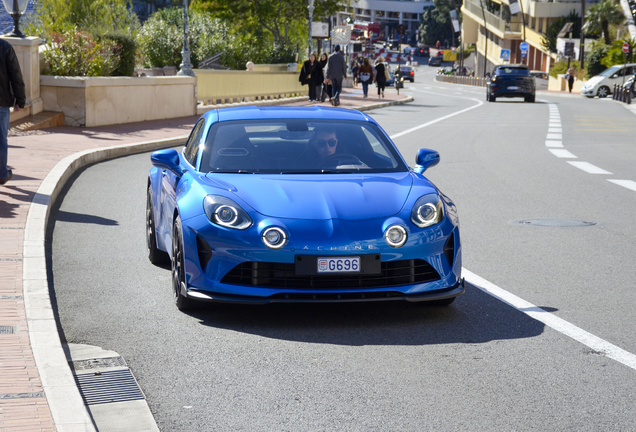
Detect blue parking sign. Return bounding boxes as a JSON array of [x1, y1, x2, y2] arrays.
[[500, 49, 511, 60]]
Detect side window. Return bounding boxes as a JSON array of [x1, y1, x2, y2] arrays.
[[361, 127, 389, 158], [184, 120, 206, 167]]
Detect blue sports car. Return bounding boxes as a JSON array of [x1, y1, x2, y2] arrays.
[[146, 106, 464, 310]]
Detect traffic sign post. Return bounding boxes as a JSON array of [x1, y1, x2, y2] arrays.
[[623, 42, 630, 86], [519, 42, 528, 64]]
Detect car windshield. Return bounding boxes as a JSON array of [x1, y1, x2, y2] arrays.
[[599, 66, 621, 77], [496, 67, 529, 76], [200, 119, 408, 174]]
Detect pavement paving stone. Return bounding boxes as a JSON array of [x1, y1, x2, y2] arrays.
[[0, 88, 411, 431]]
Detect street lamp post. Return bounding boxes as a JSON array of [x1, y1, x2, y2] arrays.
[[177, 0, 195, 77], [2, 0, 29, 38], [308, 0, 315, 59]]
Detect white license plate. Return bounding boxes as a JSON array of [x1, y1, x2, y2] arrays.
[[317, 257, 361, 273], [508, 86, 519, 90]]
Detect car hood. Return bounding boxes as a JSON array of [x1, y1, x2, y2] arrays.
[[204, 173, 416, 220], [584, 76, 603, 87]]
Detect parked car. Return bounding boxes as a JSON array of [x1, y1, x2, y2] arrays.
[[428, 55, 442, 66], [580, 64, 636, 98], [486, 64, 536, 102], [147, 106, 464, 311], [398, 66, 415, 82], [413, 46, 430, 57]]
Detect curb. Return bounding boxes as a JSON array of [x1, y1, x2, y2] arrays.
[[24, 135, 188, 432], [23, 97, 412, 431]]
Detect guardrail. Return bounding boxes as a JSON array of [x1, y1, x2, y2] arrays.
[[435, 74, 488, 87], [613, 83, 633, 104]]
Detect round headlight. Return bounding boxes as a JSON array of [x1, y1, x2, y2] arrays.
[[262, 227, 287, 249], [416, 203, 437, 225], [385, 225, 407, 248], [215, 205, 238, 225]]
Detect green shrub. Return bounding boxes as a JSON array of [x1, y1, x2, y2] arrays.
[[549, 59, 581, 78], [43, 28, 119, 76], [601, 39, 636, 68], [103, 33, 136, 76], [585, 41, 609, 78]]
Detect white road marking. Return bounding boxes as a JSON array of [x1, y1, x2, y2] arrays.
[[463, 269, 636, 371], [545, 140, 563, 147], [549, 149, 577, 158], [607, 180, 636, 191], [548, 128, 563, 133], [390, 92, 484, 140], [546, 133, 562, 140], [567, 161, 613, 174]]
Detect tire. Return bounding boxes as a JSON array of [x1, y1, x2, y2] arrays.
[[525, 94, 535, 103], [172, 215, 195, 311], [146, 185, 169, 265], [487, 92, 495, 102], [597, 86, 610, 98]]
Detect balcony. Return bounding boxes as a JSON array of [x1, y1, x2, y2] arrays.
[[464, 0, 523, 36]]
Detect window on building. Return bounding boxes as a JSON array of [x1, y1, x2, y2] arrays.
[[531, 17, 536, 29], [539, 18, 543, 33]]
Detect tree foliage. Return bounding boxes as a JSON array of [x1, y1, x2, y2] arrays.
[[43, 28, 120, 76], [582, 0, 625, 45], [541, 10, 580, 53], [585, 40, 609, 78], [601, 38, 636, 67], [419, 4, 454, 46]]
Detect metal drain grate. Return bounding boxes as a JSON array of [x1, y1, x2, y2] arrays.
[[509, 219, 596, 228], [0, 326, 14, 334], [74, 369, 144, 405]]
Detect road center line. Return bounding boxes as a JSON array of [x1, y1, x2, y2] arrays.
[[607, 179, 636, 191], [390, 91, 483, 140], [463, 269, 636, 371]]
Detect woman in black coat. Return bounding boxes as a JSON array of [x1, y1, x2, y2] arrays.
[[299, 52, 320, 101]]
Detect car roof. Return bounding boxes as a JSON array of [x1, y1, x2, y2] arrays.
[[210, 106, 374, 123], [496, 64, 528, 69]]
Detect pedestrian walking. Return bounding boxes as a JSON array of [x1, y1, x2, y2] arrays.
[[373, 56, 387, 99], [0, 39, 25, 186], [566, 65, 576, 93], [358, 57, 373, 98], [324, 45, 347, 106], [319, 53, 332, 103], [299, 52, 320, 102], [436, 40, 441, 51]]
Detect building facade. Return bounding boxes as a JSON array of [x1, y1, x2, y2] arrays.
[[462, 0, 596, 75]]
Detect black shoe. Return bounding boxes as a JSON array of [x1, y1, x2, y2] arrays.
[[0, 169, 12, 185]]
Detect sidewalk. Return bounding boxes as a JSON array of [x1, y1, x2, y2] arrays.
[[0, 87, 412, 432]]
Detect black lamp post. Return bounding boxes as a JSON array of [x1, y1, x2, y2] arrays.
[[2, 0, 29, 38]]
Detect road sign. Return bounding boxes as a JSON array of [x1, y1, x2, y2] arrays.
[[396, 24, 406, 35], [521, 51, 527, 58], [500, 49, 510, 60], [623, 42, 630, 54], [519, 42, 529, 52]]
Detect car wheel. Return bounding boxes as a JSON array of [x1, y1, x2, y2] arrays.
[[146, 185, 169, 265], [525, 94, 535, 103], [597, 86, 610, 98], [172, 215, 194, 311]]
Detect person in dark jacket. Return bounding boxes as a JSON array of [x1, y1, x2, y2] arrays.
[[373, 56, 387, 99], [0, 39, 25, 185], [319, 52, 332, 102], [299, 52, 320, 101], [324, 44, 347, 106]]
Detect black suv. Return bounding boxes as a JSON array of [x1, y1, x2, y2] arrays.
[[486, 65, 535, 102]]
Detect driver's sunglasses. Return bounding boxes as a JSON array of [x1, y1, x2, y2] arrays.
[[315, 138, 337, 148]]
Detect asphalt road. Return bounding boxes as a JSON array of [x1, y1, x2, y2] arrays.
[[49, 69, 636, 431]]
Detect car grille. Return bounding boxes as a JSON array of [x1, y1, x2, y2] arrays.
[[220, 259, 441, 289]]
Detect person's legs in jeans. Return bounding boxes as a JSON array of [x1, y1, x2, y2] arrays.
[[332, 78, 342, 104], [0, 107, 11, 180], [362, 82, 368, 97]]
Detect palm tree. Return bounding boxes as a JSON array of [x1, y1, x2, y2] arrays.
[[582, 0, 626, 45]]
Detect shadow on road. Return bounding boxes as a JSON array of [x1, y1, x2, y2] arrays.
[[185, 282, 545, 346]]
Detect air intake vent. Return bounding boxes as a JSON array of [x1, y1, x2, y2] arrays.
[[221, 259, 440, 289], [444, 232, 455, 267]]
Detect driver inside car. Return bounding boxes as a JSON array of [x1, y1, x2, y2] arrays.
[[313, 127, 338, 160]]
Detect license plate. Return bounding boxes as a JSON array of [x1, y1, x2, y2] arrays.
[[317, 257, 360, 273], [508, 86, 519, 90]]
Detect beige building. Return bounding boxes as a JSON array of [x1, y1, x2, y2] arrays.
[[462, 0, 595, 75]]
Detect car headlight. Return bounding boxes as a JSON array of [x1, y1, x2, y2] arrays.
[[410, 194, 445, 228], [262, 227, 288, 249], [203, 195, 252, 230], [385, 225, 407, 248]]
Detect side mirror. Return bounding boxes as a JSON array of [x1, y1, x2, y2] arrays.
[[414, 149, 440, 174], [151, 149, 183, 177]]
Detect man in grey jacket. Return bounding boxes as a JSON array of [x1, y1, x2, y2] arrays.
[[0, 38, 25, 185], [324, 44, 347, 106]]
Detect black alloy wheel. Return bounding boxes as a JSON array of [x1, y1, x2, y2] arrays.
[[172, 215, 194, 311], [146, 185, 169, 265]]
